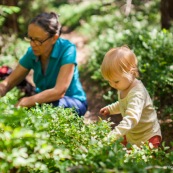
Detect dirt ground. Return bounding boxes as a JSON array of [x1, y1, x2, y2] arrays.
[[61, 31, 173, 150]]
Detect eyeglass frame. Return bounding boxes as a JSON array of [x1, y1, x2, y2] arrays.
[[24, 34, 54, 46]]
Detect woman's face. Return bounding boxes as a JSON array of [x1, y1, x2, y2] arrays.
[[27, 23, 57, 57]]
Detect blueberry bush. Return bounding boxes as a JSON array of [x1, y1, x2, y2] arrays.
[[0, 89, 173, 172], [0, 1, 173, 172]]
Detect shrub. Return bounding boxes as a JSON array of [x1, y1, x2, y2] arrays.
[[0, 90, 173, 172]]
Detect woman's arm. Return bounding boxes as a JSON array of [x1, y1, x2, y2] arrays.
[[0, 64, 29, 97], [16, 63, 74, 107]]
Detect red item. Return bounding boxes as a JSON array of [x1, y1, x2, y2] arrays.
[[148, 135, 161, 148], [121, 135, 128, 146], [0, 66, 12, 78], [121, 135, 161, 148], [0, 66, 8, 73]]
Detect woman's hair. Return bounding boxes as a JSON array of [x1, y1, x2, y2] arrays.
[[101, 45, 139, 81], [30, 12, 62, 36]]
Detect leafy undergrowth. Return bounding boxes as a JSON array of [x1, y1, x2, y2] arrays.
[[0, 88, 173, 173]]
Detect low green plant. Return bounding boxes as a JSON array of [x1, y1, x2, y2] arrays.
[[0, 35, 29, 66], [54, 1, 105, 31], [0, 1, 173, 172], [0, 5, 20, 27], [0, 91, 173, 172]]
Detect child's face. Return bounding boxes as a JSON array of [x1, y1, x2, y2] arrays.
[[108, 74, 133, 91]]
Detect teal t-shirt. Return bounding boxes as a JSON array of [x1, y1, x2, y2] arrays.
[[19, 38, 86, 101]]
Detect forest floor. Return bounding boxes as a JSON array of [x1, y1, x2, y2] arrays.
[[61, 31, 173, 150]]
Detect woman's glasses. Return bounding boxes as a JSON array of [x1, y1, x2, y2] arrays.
[[24, 35, 53, 46]]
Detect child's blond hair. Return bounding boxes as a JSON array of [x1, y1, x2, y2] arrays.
[[101, 46, 139, 81]]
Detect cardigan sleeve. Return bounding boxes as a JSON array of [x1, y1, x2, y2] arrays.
[[108, 92, 145, 140], [107, 101, 120, 115]]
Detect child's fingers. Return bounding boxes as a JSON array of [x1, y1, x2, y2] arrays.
[[100, 107, 109, 116], [99, 110, 104, 115], [103, 110, 108, 116], [100, 109, 105, 115]]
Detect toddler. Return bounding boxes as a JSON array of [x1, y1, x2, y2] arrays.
[[100, 46, 162, 148]]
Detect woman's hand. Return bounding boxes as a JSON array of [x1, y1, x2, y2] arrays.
[[15, 97, 32, 108], [99, 107, 110, 116], [1, 64, 29, 98], [0, 82, 7, 97]]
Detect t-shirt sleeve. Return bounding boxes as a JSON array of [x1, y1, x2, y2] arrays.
[[60, 45, 77, 66], [19, 47, 33, 70]]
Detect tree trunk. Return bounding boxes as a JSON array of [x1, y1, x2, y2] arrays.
[[0, 0, 19, 33], [160, 0, 173, 29]]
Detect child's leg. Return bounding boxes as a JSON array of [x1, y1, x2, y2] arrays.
[[148, 135, 161, 148], [121, 135, 128, 146], [122, 135, 161, 148]]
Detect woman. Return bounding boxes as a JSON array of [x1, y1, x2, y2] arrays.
[[0, 12, 87, 116]]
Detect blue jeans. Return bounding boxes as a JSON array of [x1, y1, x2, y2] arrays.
[[51, 96, 88, 116]]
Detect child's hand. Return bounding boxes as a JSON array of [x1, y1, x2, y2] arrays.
[[99, 107, 110, 116]]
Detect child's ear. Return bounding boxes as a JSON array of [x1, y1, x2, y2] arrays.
[[130, 68, 135, 75]]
